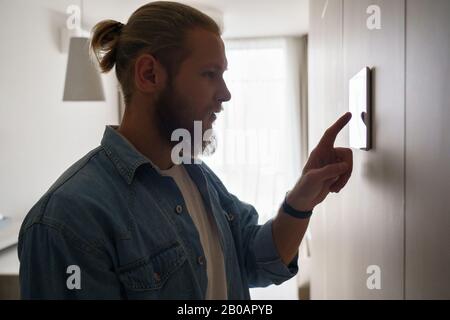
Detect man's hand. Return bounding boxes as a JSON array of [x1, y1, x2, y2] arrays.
[[272, 113, 353, 265], [286, 112, 353, 212]]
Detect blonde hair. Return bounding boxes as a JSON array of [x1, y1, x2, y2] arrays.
[[90, 1, 221, 105]]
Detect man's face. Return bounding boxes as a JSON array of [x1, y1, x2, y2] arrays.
[[155, 28, 231, 155]]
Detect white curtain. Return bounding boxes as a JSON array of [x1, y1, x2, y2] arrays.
[[203, 36, 309, 299]]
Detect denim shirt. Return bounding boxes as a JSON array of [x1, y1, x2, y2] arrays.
[[18, 126, 298, 299]]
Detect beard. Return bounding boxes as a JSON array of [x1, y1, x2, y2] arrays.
[[154, 81, 217, 160]]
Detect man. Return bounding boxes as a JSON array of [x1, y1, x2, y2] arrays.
[[18, 1, 353, 299]]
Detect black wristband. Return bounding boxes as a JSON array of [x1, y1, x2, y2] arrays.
[[282, 197, 313, 219]]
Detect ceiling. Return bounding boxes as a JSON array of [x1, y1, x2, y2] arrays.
[[81, 0, 309, 38]]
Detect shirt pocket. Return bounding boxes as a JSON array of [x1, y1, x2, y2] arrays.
[[118, 243, 192, 298]]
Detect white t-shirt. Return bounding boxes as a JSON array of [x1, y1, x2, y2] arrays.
[[159, 164, 228, 300]]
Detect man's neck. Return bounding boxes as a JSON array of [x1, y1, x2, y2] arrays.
[[117, 107, 174, 171]]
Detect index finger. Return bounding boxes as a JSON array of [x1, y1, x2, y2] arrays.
[[319, 112, 352, 147]]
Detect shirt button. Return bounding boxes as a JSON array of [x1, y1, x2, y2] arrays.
[[175, 205, 183, 214], [197, 255, 205, 265]]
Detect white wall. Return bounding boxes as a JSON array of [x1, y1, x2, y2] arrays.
[[0, 0, 119, 222]]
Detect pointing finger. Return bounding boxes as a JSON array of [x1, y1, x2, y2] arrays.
[[318, 112, 352, 148]]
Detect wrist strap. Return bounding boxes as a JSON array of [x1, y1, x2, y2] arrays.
[[282, 197, 313, 219]]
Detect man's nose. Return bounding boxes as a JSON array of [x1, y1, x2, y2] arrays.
[[217, 81, 232, 103]]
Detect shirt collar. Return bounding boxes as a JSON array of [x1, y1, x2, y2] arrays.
[[100, 125, 154, 185], [100, 125, 206, 185]]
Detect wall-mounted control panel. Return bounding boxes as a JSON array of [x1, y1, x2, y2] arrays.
[[349, 67, 372, 150]]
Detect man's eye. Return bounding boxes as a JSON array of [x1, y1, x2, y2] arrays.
[[203, 71, 216, 78]]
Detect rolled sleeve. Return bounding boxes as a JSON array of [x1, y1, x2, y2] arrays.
[[253, 219, 299, 285]]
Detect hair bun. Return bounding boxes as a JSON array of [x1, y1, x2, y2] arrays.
[[90, 20, 125, 73]]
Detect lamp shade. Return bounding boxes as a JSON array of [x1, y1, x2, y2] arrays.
[[63, 37, 105, 101]]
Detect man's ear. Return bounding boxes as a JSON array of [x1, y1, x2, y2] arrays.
[[134, 53, 167, 93]]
